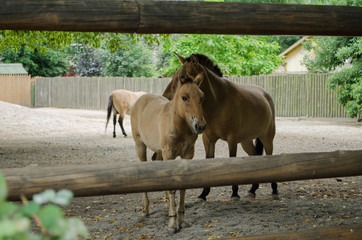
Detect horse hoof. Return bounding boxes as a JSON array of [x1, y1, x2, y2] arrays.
[[141, 212, 149, 218], [272, 194, 280, 200], [196, 197, 206, 203], [231, 196, 240, 202], [179, 221, 190, 229], [168, 227, 177, 235], [246, 192, 256, 199]]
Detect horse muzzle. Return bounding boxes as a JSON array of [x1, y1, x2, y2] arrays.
[[188, 116, 207, 134]]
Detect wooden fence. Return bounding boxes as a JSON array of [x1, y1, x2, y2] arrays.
[[34, 77, 171, 110], [3, 150, 361, 201], [0, 74, 33, 107], [34, 74, 347, 118], [229, 74, 347, 118]]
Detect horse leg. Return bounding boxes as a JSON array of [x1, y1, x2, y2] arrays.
[[241, 140, 262, 198], [118, 112, 127, 137], [151, 151, 168, 200], [177, 151, 194, 229], [167, 189, 177, 234], [162, 149, 178, 234], [198, 134, 217, 201], [228, 141, 240, 199], [135, 139, 149, 216], [151, 152, 163, 161], [177, 189, 189, 229], [112, 113, 117, 138], [259, 135, 279, 200]]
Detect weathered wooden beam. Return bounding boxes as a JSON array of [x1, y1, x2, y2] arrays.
[[230, 224, 362, 240], [2, 150, 361, 201], [0, 0, 361, 36]]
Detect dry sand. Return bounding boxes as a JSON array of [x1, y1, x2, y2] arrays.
[[0, 100, 361, 239]]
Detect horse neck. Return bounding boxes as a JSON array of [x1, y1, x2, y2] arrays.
[[200, 68, 223, 102]]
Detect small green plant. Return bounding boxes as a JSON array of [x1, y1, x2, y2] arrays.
[[0, 173, 89, 240]]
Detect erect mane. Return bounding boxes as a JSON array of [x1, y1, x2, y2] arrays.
[[186, 53, 223, 77]]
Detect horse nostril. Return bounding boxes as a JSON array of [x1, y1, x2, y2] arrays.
[[196, 122, 206, 132]]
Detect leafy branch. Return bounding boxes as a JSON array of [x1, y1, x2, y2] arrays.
[[0, 173, 89, 240]]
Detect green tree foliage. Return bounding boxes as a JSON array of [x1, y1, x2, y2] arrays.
[[303, 37, 361, 121], [0, 31, 138, 54], [1, 45, 67, 77], [103, 41, 155, 77], [160, 34, 283, 76], [0, 31, 161, 55]]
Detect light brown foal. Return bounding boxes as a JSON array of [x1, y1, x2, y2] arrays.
[[131, 76, 206, 234]]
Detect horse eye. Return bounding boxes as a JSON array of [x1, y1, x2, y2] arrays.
[[182, 96, 188, 101]]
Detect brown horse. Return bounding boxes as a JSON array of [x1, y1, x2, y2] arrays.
[[163, 53, 277, 201], [131, 76, 206, 234], [106, 89, 146, 137]]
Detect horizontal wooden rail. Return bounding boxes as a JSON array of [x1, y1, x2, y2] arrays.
[[2, 150, 362, 201], [0, 1, 361, 36], [229, 224, 362, 240]]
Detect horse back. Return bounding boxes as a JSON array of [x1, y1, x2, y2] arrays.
[[111, 89, 146, 115]]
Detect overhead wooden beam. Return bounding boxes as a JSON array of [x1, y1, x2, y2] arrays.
[[2, 150, 362, 201], [0, 0, 361, 36]]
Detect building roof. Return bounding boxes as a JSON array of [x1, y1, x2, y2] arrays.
[[279, 36, 310, 57], [0, 63, 28, 75]]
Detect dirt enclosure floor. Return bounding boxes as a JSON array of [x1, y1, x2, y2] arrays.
[[0, 100, 361, 239]]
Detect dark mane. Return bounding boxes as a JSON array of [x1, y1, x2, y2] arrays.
[[186, 54, 223, 77]]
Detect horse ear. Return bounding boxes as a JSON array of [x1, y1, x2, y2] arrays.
[[179, 76, 187, 85], [162, 73, 179, 100], [174, 52, 186, 64], [194, 74, 204, 87], [190, 54, 199, 63]]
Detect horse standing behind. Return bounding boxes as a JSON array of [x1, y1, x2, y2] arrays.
[[131, 76, 206, 234], [105, 89, 146, 137], [163, 53, 277, 201]]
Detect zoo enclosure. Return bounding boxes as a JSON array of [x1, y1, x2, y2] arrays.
[[34, 74, 347, 118]]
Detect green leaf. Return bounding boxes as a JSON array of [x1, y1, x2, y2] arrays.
[[38, 204, 67, 236], [0, 202, 19, 217], [0, 218, 30, 238], [21, 202, 40, 217]]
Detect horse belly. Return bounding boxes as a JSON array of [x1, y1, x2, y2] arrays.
[[213, 104, 273, 143], [140, 129, 161, 153], [134, 96, 165, 152]]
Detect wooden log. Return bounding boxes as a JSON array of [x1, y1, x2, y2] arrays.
[[1, 150, 361, 201], [229, 224, 362, 240], [0, 0, 139, 32], [0, 0, 361, 36]]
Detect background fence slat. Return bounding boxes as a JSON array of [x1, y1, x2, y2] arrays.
[[14, 74, 347, 118], [0, 75, 32, 107]]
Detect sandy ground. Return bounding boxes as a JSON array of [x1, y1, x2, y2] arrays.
[[0, 100, 361, 239]]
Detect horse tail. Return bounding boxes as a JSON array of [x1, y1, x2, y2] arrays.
[[255, 138, 264, 155], [105, 95, 113, 132]]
